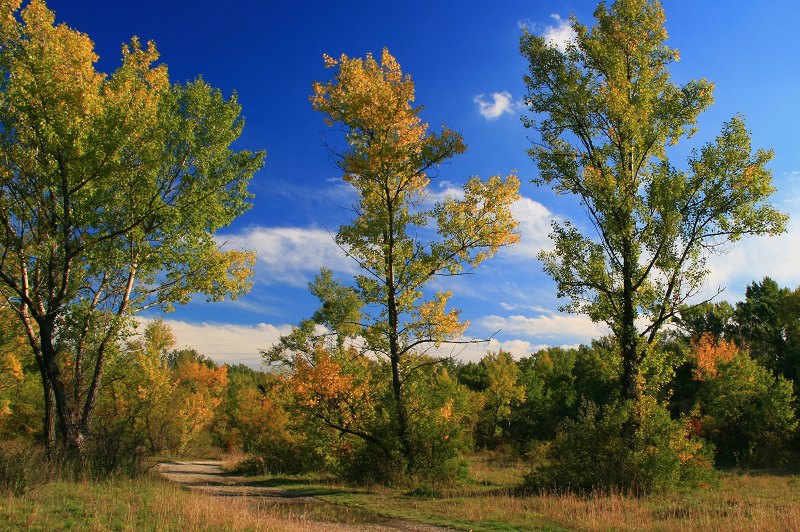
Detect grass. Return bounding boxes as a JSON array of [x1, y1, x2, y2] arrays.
[[3, 453, 800, 530], [0, 476, 345, 531], [238, 454, 800, 531]]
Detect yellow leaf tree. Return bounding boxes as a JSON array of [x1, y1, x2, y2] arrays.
[[310, 49, 519, 471]]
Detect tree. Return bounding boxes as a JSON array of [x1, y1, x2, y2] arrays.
[[675, 301, 735, 342], [310, 49, 519, 471], [520, 0, 787, 402], [695, 350, 797, 466], [476, 350, 525, 447], [732, 278, 800, 385], [0, 1, 263, 457]]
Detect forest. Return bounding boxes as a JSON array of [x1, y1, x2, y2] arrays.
[[1, 0, 800, 529]]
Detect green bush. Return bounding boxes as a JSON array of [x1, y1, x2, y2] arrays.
[[697, 353, 797, 466], [331, 364, 474, 485], [525, 396, 715, 495]]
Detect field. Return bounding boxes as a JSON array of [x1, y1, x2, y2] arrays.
[[3, 454, 800, 531]]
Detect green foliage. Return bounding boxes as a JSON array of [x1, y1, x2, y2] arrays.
[[229, 384, 321, 475], [512, 342, 621, 445], [733, 278, 800, 385], [475, 351, 526, 449], [403, 363, 476, 482], [675, 301, 735, 341], [696, 353, 797, 466], [526, 396, 715, 494]]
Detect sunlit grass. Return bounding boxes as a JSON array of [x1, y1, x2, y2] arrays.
[[0, 476, 345, 531], [3, 453, 800, 531], [299, 454, 800, 531]]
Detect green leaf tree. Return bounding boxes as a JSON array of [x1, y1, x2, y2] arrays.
[[520, 0, 787, 401], [477, 350, 525, 447], [0, 0, 263, 457], [732, 278, 800, 386], [310, 49, 519, 471]]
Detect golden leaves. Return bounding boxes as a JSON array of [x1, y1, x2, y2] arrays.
[[412, 291, 468, 345], [437, 174, 520, 269], [0, 351, 22, 421]]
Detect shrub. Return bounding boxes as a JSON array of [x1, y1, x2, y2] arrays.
[[525, 396, 715, 495], [696, 352, 797, 466], [232, 386, 321, 475], [0, 439, 51, 495]]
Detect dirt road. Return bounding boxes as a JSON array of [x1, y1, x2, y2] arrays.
[[156, 460, 449, 531]]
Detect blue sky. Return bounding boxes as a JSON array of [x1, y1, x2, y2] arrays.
[[45, 1, 800, 366]]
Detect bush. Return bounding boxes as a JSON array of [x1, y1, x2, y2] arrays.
[[233, 386, 322, 475], [0, 439, 51, 495], [525, 396, 715, 495], [697, 353, 797, 466]]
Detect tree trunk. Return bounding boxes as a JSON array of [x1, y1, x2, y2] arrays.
[[620, 270, 642, 402], [389, 353, 413, 471], [41, 369, 56, 454], [38, 322, 86, 464]]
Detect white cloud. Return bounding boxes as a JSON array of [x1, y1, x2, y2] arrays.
[[427, 337, 548, 363], [217, 226, 357, 287], [542, 14, 577, 53], [426, 180, 465, 203], [479, 312, 607, 342], [143, 317, 551, 367], [474, 91, 515, 120], [499, 301, 552, 313], [704, 217, 800, 302], [504, 196, 556, 259], [519, 14, 577, 53], [137, 318, 293, 368]]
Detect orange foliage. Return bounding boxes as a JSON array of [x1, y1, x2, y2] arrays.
[[691, 332, 738, 380], [286, 347, 374, 429]]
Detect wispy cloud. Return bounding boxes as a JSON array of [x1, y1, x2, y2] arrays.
[[474, 91, 516, 120], [499, 301, 553, 313], [425, 180, 466, 203], [519, 14, 577, 53], [217, 226, 357, 287]]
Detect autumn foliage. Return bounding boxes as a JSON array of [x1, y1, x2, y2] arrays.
[[691, 333, 738, 380]]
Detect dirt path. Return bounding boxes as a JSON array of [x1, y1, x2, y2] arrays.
[[156, 460, 450, 531]]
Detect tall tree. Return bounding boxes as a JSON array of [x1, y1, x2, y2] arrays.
[[310, 49, 519, 470], [521, 0, 786, 401], [0, 0, 262, 456]]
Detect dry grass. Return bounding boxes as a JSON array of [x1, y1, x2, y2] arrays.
[[3, 453, 800, 531], [0, 476, 347, 531], [308, 455, 800, 531]]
